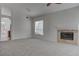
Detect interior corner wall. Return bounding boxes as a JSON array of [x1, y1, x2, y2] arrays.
[[11, 8, 31, 40], [31, 16, 50, 40], [32, 6, 79, 42], [31, 17, 45, 39]]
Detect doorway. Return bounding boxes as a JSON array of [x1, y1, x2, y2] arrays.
[[1, 17, 11, 41], [1, 7, 12, 41]]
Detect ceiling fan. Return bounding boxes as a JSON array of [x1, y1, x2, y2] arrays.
[[46, 3, 62, 7]]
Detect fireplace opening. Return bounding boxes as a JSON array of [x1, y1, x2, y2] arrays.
[[60, 32, 74, 40]]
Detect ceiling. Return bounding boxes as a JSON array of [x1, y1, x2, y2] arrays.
[[0, 3, 79, 17]]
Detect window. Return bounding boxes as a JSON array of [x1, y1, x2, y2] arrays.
[[35, 20, 44, 35]]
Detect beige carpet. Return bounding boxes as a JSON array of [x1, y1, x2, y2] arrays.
[[0, 39, 79, 56]]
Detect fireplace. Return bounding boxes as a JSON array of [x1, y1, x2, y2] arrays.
[[60, 32, 74, 40], [57, 29, 78, 45]]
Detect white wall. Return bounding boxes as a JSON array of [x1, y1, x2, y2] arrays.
[[0, 9, 1, 40], [44, 6, 79, 42], [0, 4, 31, 40], [32, 6, 79, 42], [11, 8, 31, 40]]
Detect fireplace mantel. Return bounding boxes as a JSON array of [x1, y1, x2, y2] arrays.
[[58, 29, 78, 32]]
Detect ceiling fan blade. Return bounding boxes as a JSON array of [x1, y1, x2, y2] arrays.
[[55, 3, 62, 4], [47, 3, 52, 7], [46, 3, 62, 7]]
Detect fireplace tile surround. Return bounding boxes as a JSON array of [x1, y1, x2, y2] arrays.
[[57, 29, 79, 45]]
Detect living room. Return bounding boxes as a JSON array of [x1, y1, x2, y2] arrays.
[[0, 3, 79, 56]]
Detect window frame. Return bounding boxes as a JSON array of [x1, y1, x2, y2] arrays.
[[34, 20, 44, 36]]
